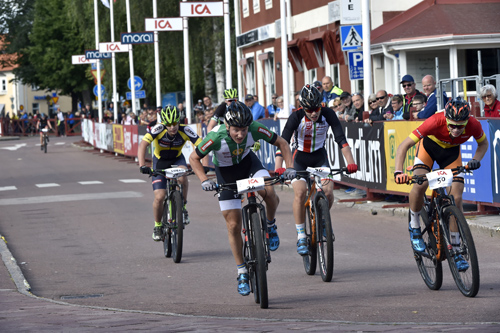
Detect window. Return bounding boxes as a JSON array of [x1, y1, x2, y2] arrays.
[[245, 58, 256, 95], [0, 78, 7, 94], [31, 84, 39, 91], [262, 53, 275, 106], [307, 68, 317, 86], [242, 0, 249, 18], [329, 63, 340, 87], [252, 0, 260, 14], [32, 103, 39, 114]]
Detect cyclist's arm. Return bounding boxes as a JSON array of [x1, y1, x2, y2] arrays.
[[395, 137, 417, 172], [207, 118, 218, 132], [272, 136, 293, 169], [137, 140, 150, 167], [189, 150, 208, 183], [472, 137, 489, 163], [341, 145, 355, 165]]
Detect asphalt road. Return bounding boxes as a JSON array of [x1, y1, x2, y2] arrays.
[[1, 136, 500, 330]]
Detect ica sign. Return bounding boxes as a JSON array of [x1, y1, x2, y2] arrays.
[[98, 42, 130, 53], [145, 18, 183, 31], [179, 1, 223, 17]]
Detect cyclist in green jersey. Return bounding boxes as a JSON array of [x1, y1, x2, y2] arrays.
[[189, 101, 295, 296]]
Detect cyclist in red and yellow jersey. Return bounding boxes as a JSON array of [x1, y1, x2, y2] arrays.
[[393, 99, 488, 259]]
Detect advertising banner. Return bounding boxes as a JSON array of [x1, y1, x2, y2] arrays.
[[82, 119, 94, 145], [94, 122, 107, 150], [338, 122, 386, 189], [123, 125, 139, 157], [106, 124, 114, 152], [489, 119, 500, 203], [113, 124, 124, 154]]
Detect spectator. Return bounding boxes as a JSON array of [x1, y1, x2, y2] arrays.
[[321, 76, 343, 104], [253, 95, 259, 103], [244, 94, 266, 120], [340, 92, 355, 122], [345, 93, 364, 122], [481, 84, 500, 117], [203, 96, 215, 111], [411, 94, 427, 120], [129, 112, 137, 125], [139, 110, 149, 125], [418, 75, 448, 119], [386, 94, 405, 120], [267, 94, 278, 118], [196, 99, 204, 109], [313, 80, 323, 93], [204, 106, 215, 126], [177, 102, 186, 124], [274, 96, 294, 120], [376, 90, 393, 115], [401, 74, 426, 120], [194, 105, 205, 123], [365, 93, 384, 125], [294, 91, 301, 109], [328, 97, 345, 119]]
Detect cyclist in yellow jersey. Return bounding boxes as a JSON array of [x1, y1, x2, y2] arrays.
[[138, 106, 202, 241]]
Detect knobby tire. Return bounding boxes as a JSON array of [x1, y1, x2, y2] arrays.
[[171, 191, 184, 263], [316, 197, 334, 282], [250, 210, 268, 309], [303, 203, 317, 276], [162, 198, 172, 258]]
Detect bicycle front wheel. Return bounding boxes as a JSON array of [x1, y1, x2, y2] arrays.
[[414, 207, 443, 290], [303, 205, 317, 276], [43, 136, 47, 153], [162, 199, 172, 258], [170, 191, 184, 263], [442, 206, 480, 297], [250, 210, 268, 309], [316, 197, 334, 282]]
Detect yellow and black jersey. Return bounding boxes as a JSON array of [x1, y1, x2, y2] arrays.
[[142, 124, 202, 160]]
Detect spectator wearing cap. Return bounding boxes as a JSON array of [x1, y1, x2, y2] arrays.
[[313, 81, 323, 93], [267, 94, 278, 118], [321, 76, 343, 105], [401, 74, 426, 120], [340, 91, 355, 122], [481, 84, 500, 117], [416, 75, 448, 119], [244, 94, 266, 120]]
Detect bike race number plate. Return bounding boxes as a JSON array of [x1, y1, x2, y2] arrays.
[[306, 167, 331, 179], [164, 168, 187, 178], [426, 169, 453, 190], [41, 128, 49, 132], [236, 177, 265, 194]]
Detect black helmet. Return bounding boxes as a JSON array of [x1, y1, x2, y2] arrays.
[[445, 98, 470, 122], [299, 84, 322, 110], [225, 101, 253, 128]]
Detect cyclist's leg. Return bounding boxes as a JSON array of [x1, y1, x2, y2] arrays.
[[152, 189, 166, 222], [222, 208, 245, 267]]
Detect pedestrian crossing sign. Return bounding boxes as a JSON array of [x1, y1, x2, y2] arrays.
[[340, 25, 363, 51]]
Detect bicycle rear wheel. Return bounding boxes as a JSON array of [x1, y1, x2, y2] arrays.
[[43, 136, 47, 153], [316, 197, 334, 282], [442, 206, 480, 297], [170, 191, 184, 263], [302, 205, 317, 276], [414, 207, 443, 290], [250, 210, 268, 309]]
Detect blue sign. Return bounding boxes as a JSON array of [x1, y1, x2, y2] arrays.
[[127, 76, 143, 91], [121, 32, 154, 45], [348, 51, 363, 80], [93, 84, 106, 97], [340, 25, 363, 51], [126, 90, 146, 100], [91, 60, 104, 70], [85, 49, 112, 60]]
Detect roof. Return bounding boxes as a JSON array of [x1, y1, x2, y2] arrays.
[[371, 0, 500, 45]]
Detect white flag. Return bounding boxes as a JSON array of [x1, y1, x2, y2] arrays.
[[100, 0, 110, 8]]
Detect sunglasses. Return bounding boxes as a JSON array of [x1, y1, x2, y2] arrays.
[[446, 119, 467, 129], [304, 107, 320, 113], [369, 100, 377, 104], [481, 94, 493, 99], [164, 121, 179, 127], [402, 83, 413, 88], [376, 95, 387, 100], [272, 97, 277, 99]]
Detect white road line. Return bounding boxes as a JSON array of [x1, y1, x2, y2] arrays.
[[55, 142, 65, 145], [0, 186, 17, 191], [0, 191, 143, 206], [78, 181, 103, 185], [35, 183, 60, 188], [119, 179, 146, 183]]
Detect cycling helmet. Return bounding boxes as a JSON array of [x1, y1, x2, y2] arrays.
[[224, 88, 238, 100], [159, 105, 180, 125], [224, 101, 253, 128], [299, 84, 322, 110], [445, 98, 470, 122]]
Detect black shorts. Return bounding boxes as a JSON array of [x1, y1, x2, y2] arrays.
[[151, 155, 187, 190], [293, 148, 329, 171]]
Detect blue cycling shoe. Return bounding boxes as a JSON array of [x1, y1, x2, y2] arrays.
[[267, 224, 280, 251], [237, 273, 250, 296], [409, 227, 426, 252], [454, 255, 469, 272], [296, 238, 309, 256]]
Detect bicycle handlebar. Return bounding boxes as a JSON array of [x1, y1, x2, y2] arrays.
[[213, 175, 286, 194], [149, 168, 194, 179], [405, 165, 470, 185], [296, 166, 349, 179]]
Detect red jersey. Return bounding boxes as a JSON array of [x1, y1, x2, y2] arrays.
[[484, 99, 500, 117], [409, 112, 486, 148]]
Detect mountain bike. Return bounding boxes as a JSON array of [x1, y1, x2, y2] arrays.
[[150, 167, 193, 263], [41, 128, 49, 153], [402, 165, 479, 297], [298, 167, 347, 282], [214, 175, 285, 309]]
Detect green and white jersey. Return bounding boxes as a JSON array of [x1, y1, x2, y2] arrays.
[[195, 122, 277, 167]]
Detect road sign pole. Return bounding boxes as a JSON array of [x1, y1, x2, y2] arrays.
[[125, 0, 137, 115], [110, 0, 118, 122], [153, 0, 161, 109], [93, 0, 103, 123], [183, 0, 192, 124], [362, 0, 371, 107], [224, 0, 231, 88]]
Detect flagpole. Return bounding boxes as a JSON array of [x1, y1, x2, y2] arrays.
[[223, 0, 231, 88], [153, 0, 161, 109], [110, 0, 118, 122], [182, 0, 192, 124], [94, 0, 103, 123], [125, 0, 137, 115]]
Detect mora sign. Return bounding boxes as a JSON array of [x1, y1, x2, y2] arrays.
[[98, 42, 130, 53], [85, 50, 112, 60], [179, 1, 223, 17], [72, 55, 98, 65], [145, 18, 183, 31], [121, 32, 154, 45]]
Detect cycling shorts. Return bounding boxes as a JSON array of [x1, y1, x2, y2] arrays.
[[414, 137, 464, 181], [151, 155, 188, 191], [292, 148, 329, 183], [215, 152, 270, 211]]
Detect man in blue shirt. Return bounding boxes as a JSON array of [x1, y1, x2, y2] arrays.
[[417, 75, 448, 119], [244, 94, 266, 120], [321, 76, 343, 104], [266, 93, 278, 118]]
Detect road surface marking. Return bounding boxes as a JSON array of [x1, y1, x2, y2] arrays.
[[0, 186, 17, 191], [119, 179, 146, 183], [36, 183, 60, 188], [78, 181, 103, 185]]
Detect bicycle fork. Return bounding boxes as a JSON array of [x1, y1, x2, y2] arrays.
[[241, 193, 271, 264]]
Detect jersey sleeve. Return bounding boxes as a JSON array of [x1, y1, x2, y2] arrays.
[[469, 117, 487, 143], [142, 123, 165, 144], [280, 111, 301, 143], [212, 103, 226, 122], [180, 124, 202, 146], [194, 131, 219, 158], [323, 107, 349, 148], [250, 121, 278, 144]]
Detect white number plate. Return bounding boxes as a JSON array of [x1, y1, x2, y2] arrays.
[[427, 169, 453, 190], [306, 167, 331, 179], [236, 177, 265, 194], [164, 168, 187, 178], [41, 128, 48, 132]]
